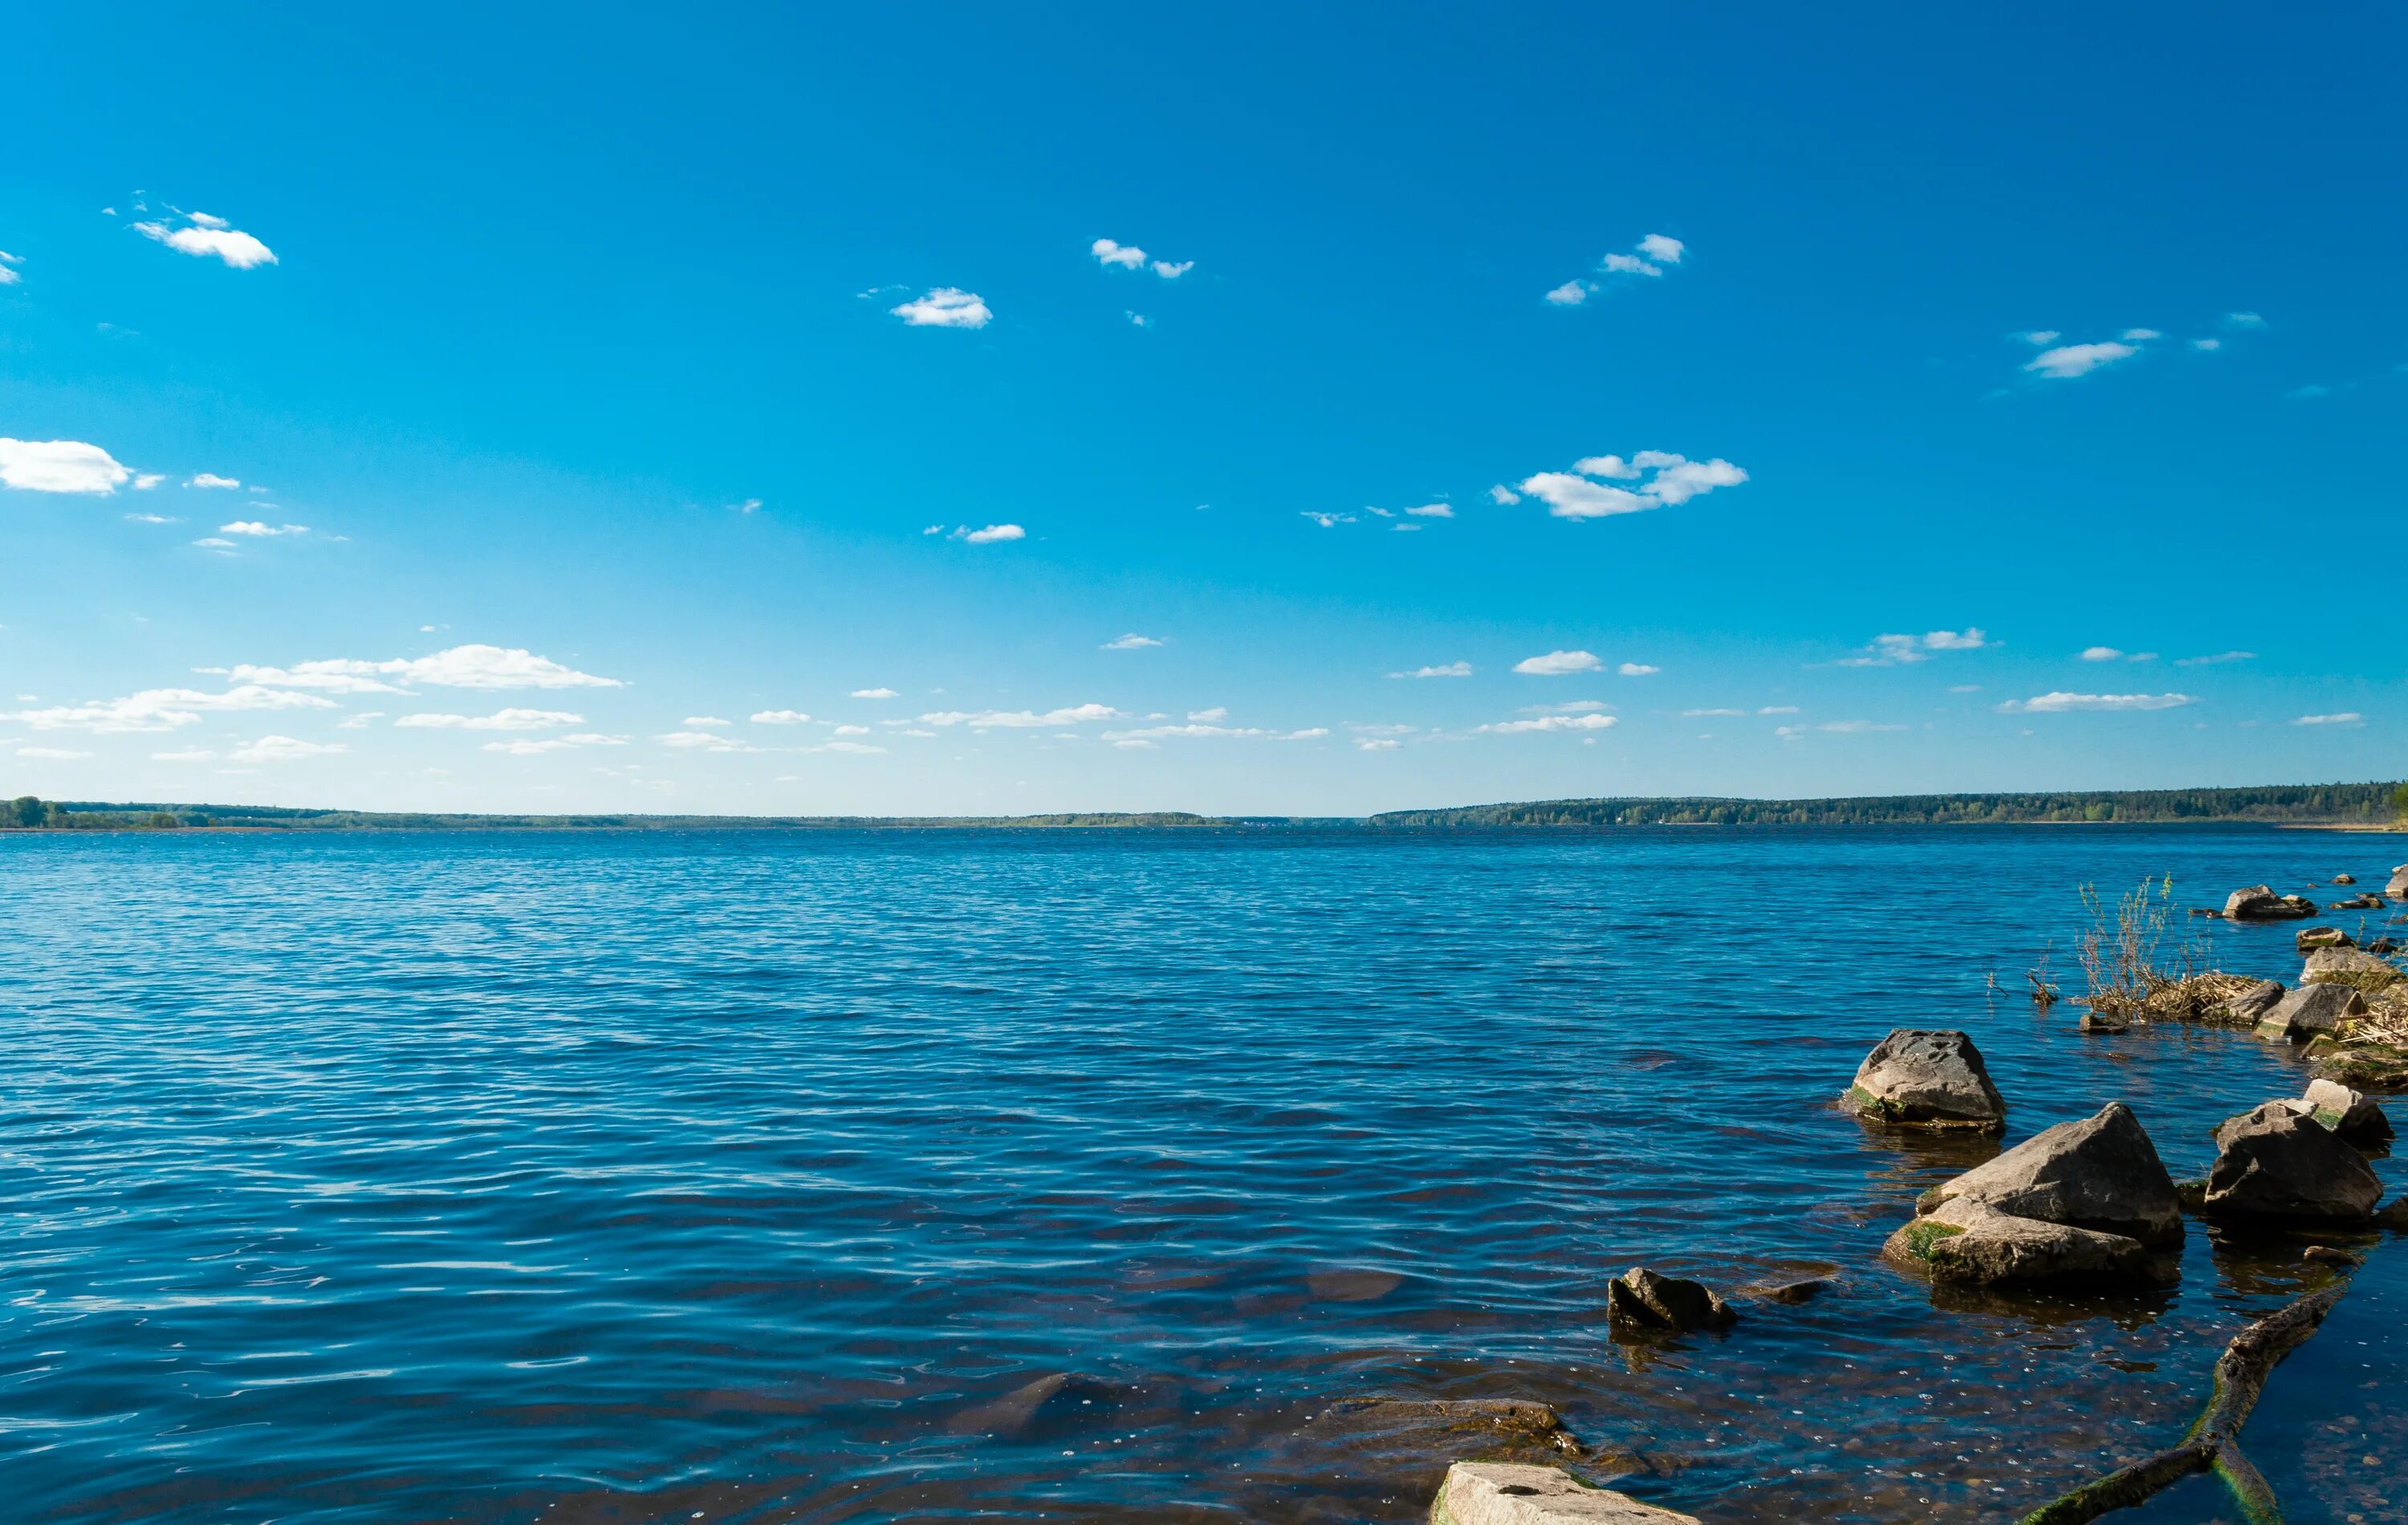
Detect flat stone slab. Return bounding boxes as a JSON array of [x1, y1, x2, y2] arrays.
[[1430, 1462, 1702, 1525], [1885, 1194, 2162, 1285]]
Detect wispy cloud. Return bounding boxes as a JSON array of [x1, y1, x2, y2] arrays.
[[750, 710, 811, 725], [231, 645, 621, 692], [1103, 722, 1326, 742], [188, 472, 241, 490], [1477, 713, 1618, 734], [1995, 691, 2196, 714], [1513, 649, 1602, 676], [229, 735, 344, 762], [1550, 233, 1685, 303], [1514, 450, 1747, 520], [1300, 510, 1356, 528], [1838, 628, 1990, 666], [1775, 720, 1908, 739], [952, 523, 1024, 543], [395, 708, 585, 731], [891, 287, 991, 328], [2079, 646, 2156, 662], [0, 250, 21, 286], [1091, 239, 1192, 279], [132, 210, 276, 269], [2025, 340, 2138, 379], [1390, 661, 1472, 679], [657, 730, 759, 752], [485, 733, 628, 755], [2, 685, 336, 733], [0, 438, 134, 494], [850, 687, 899, 699], [2174, 650, 2254, 667], [220, 520, 308, 537], [2291, 713, 2363, 727], [1617, 662, 1659, 676], [921, 703, 1121, 728], [1101, 633, 1164, 650]]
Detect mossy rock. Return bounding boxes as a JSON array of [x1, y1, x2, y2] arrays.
[[1893, 1219, 1967, 1262], [2311, 1043, 2408, 1092]]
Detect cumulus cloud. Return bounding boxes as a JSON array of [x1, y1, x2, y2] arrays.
[[850, 687, 899, 699], [1995, 691, 2196, 714], [230, 735, 344, 762], [1092, 239, 1191, 278], [133, 213, 277, 269], [1637, 234, 1685, 265], [395, 708, 585, 730], [230, 645, 621, 692], [1487, 484, 1521, 506], [2081, 646, 2124, 661], [953, 523, 1024, 543], [2190, 337, 2223, 352], [1515, 450, 1747, 520], [1514, 649, 1602, 676], [750, 710, 812, 725], [2291, 713, 2363, 727], [2174, 650, 2254, 666], [1390, 661, 1472, 678], [189, 473, 241, 490], [922, 703, 1121, 728], [1617, 662, 1659, 676], [1544, 280, 1593, 306], [1478, 713, 1619, 734], [2, 685, 336, 733], [1102, 633, 1164, 649], [1358, 738, 1400, 751], [1838, 628, 1990, 666], [0, 438, 134, 494], [891, 287, 992, 328]]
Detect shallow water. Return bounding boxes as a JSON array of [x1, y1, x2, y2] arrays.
[[2, 826, 2402, 1523]]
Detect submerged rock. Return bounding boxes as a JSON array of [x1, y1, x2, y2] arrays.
[[2226, 885, 2316, 921], [1429, 1462, 1702, 1525], [1913, 1101, 2183, 1247], [1885, 1194, 2162, 1286], [1844, 1029, 2007, 1130], [2299, 1078, 2394, 1141], [2303, 1245, 2364, 1268], [2296, 926, 2353, 952], [2205, 1103, 2383, 1220], [2255, 982, 2367, 1042], [1603, 1268, 1736, 1336], [1308, 1398, 1583, 1463], [2216, 979, 2286, 1027]]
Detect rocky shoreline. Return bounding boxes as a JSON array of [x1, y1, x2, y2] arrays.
[[1389, 860, 2408, 1523]]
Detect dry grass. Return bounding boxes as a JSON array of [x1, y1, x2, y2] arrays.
[[2074, 877, 2214, 1019], [2309, 985, 2408, 1091]]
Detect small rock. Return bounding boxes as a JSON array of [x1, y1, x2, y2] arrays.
[[1430, 1462, 1702, 1525], [1605, 1268, 1736, 1336], [2296, 925, 2354, 952], [1759, 1278, 1829, 1305], [1843, 1029, 2007, 1130], [2078, 1011, 2129, 1034], [2216, 980, 2286, 1027], [2254, 982, 2368, 1042], [2302, 1245, 2363, 1268], [2334, 874, 2357, 885], [2225, 885, 2317, 921], [1307, 1398, 1582, 1461], [1914, 1101, 2184, 1247], [2369, 937, 2401, 956], [2301, 1078, 2394, 1142], [2330, 894, 2386, 911], [2205, 1103, 2384, 1220], [2174, 1178, 2209, 1210]]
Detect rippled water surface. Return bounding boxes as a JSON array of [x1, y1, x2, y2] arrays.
[[4, 827, 2403, 1523]]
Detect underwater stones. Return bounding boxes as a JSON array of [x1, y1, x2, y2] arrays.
[[1884, 1194, 2161, 1286], [1913, 1102, 2184, 1248], [2296, 925, 2353, 953], [2216, 979, 2286, 1027], [1429, 1462, 1702, 1525], [2225, 885, 2316, 921], [2205, 1102, 2383, 1221], [1603, 1268, 1736, 1337], [2254, 982, 2367, 1041], [1309, 1398, 1583, 1463], [1844, 1029, 2007, 1130]]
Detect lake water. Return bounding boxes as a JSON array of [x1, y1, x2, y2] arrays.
[[3, 826, 2402, 1523]]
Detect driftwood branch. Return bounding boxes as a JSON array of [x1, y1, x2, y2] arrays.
[[2015, 1283, 2343, 1525]]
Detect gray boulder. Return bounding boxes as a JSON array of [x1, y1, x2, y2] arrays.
[[1844, 1029, 2007, 1130], [1603, 1268, 1735, 1336], [2300, 1078, 2394, 1142], [2225, 885, 2316, 921], [1914, 1101, 2183, 1247], [1430, 1462, 1702, 1525], [2301, 947, 2400, 986], [2390, 867, 2408, 900], [2255, 982, 2367, 1042], [2216, 979, 2285, 1027], [1884, 1194, 2161, 1285], [2205, 1103, 2383, 1220], [2296, 925, 2353, 952]]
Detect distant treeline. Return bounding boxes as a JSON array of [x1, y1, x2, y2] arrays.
[[2, 797, 1218, 832], [1367, 783, 2408, 829]]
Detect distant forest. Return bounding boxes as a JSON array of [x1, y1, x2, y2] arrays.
[[3, 783, 2402, 833], [1366, 783, 2408, 828]]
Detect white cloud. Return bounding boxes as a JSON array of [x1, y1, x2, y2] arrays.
[[1838, 628, 1989, 666], [811, 740, 885, 754], [1152, 259, 1192, 279], [1515, 649, 1602, 676], [1102, 633, 1164, 649], [954, 523, 1024, 543], [1637, 234, 1685, 265], [1516, 451, 1747, 520], [1946, 685, 1981, 695], [2224, 311, 2267, 329], [1544, 280, 1593, 306], [750, 710, 812, 725], [1684, 708, 1745, 718], [133, 214, 276, 269], [395, 708, 585, 731], [0, 250, 20, 285], [1100, 723, 1328, 742], [0, 438, 134, 494], [2190, 337, 2223, 352], [1358, 738, 1400, 751], [220, 520, 307, 536], [1187, 706, 1227, 722], [193, 537, 237, 551], [124, 511, 179, 524], [1995, 691, 2197, 714], [483, 733, 628, 755], [2121, 327, 2162, 341], [1617, 662, 1659, 676], [1390, 661, 1472, 678], [230, 735, 344, 762], [1091, 238, 1147, 270], [2174, 650, 2254, 666], [1777, 720, 1908, 738], [922, 524, 944, 535], [1601, 252, 1662, 277], [230, 645, 621, 692], [132, 474, 165, 490], [1126, 311, 1151, 327], [16, 746, 91, 760], [151, 747, 218, 762], [831, 723, 872, 735], [1759, 705, 1800, 714], [2025, 341, 2138, 379], [891, 287, 992, 328], [188, 473, 241, 490], [2, 685, 336, 733], [850, 687, 899, 699], [2292, 713, 2363, 727], [657, 730, 758, 752], [2016, 330, 2062, 346], [2080, 646, 2124, 661], [1487, 484, 1520, 506], [681, 716, 730, 728], [1404, 502, 1453, 518], [335, 711, 384, 730], [1478, 713, 1619, 734], [921, 703, 1121, 728], [1300, 510, 1356, 528]]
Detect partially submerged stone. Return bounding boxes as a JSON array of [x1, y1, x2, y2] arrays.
[[2205, 1102, 2383, 1220], [2300, 1078, 2393, 1142], [2300, 947, 2402, 990], [1309, 1398, 1583, 1462], [2389, 864, 2408, 900], [2216, 979, 2285, 1027], [2225, 885, 2316, 921], [2255, 982, 2367, 1041], [2296, 925, 2353, 952], [1913, 1101, 2183, 1247], [1884, 1194, 2162, 1285], [2303, 1245, 2363, 1268], [2333, 874, 2357, 885], [1603, 1268, 1735, 1336], [1429, 1462, 1702, 1525], [1844, 1029, 2006, 1130]]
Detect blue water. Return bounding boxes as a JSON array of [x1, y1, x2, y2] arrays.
[[2, 827, 2402, 1523]]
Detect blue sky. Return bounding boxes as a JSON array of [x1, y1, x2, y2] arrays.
[[2, 3, 2399, 815]]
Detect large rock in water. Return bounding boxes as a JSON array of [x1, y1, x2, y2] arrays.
[[2299, 1078, 2394, 1143], [2296, 925, 2353, 952], [1885, 1194, 2163, 1285], [1913, 1102, 2183, 1247], [2301, 947, 2402, 987], [2390, 864, 2408, 901], [2216, 980, 2286, 1027], [1844, 1030, 2007, 1130], [2255, 982, 2367, 1041], [2205, 1103, 2383, 1220], [1429, 1462, 1702, 1525], [2226, 885, 2316, 921]]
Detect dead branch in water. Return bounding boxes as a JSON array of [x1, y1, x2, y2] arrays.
[[2015, 1284, 2343, 1525]]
